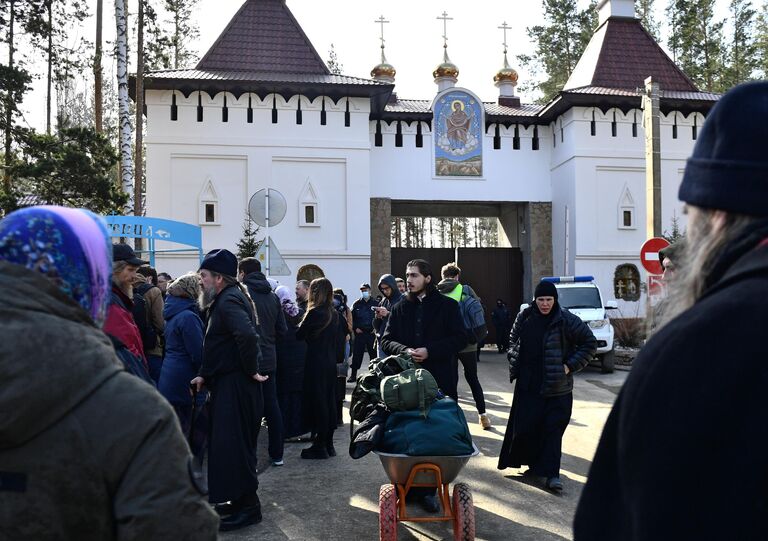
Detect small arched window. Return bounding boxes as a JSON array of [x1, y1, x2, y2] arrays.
[[198, 178, 219, 226], [299, 179, 319, 227], [617, 184, 636, 230]]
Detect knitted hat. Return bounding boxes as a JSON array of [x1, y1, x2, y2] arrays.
[[199, 248, 237, 277], [534, 280, 558, 300], [679, 81, 768, 216]]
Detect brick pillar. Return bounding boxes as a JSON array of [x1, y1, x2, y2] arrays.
[[522, 202, 553, 300], [370, 198, 392, 288]]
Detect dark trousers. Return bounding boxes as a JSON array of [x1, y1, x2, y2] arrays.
[[260, 373, 284, 461], [351, 331, 376, 370], [495, 325, 510, 350], [458, 350, 487, 414]]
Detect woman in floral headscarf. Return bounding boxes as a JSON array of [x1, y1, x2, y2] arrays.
[[275, 284, 309, 440], [0, 206, 218, 540]]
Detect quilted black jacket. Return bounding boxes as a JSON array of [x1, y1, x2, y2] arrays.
[[507, 305, 596, 397]]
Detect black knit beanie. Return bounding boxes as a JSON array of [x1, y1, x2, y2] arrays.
[[199, 248, 238, 277], [534, 280, 558, 300], [679, 81, 768, 216]]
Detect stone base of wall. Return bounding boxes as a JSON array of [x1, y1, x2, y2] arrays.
[[522, 202, 553, 300], [370, 198, 392, 288]]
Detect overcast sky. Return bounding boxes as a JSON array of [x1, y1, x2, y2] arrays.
[[16, 0, 732, 132]]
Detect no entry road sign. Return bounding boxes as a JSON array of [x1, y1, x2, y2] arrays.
[[640, 237, 670, 275]]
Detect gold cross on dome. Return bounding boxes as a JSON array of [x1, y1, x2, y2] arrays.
[[437, 11, 453, 49]]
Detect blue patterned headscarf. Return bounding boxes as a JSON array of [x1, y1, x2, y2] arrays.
[[0, 206, 113, 326]]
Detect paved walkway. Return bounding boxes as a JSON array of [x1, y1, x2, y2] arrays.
[[223, 350, 628, 541]]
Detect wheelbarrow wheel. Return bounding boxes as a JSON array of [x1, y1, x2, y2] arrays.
[[452, 483, 475, 541], [379, 483, 398, 541]]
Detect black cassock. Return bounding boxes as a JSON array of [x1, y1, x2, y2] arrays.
[[276, 311, 308, 438], [296, 309, 345, 444], [200, 285, 263, 504], [498, 310, 572, 478]]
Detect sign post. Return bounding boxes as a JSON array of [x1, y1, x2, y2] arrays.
[[641, 237, 670, 306], [640, 237, 670, 276], [248, 188, 288, 277]]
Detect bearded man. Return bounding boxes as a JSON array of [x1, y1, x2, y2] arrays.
[[574, 81, 768, 540], [191, 249, 267, 532]]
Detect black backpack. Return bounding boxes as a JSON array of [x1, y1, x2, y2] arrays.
[[133, 283, 158, 351]]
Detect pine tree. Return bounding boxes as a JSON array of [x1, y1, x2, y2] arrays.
[[9, 126, 125, 213], [666, 0, 726, 92], [721, 0, 758, 89], [637, 0, 661, 40], [236, 214, 262, 259], [517, 0, 598, 103], [663, 212, 685, 243]]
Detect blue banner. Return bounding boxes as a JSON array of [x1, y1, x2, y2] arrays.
[[104, 215, 202, 248]]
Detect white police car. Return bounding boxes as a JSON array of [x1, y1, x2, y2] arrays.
[[522, 276, 618, 373]]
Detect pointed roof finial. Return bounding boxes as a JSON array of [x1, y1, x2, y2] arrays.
[[371, 14, 396, 82], [434, 11, 458, 81], [375, 15, 390, 64], [494, 21, 518, 87], [437, 11, 453, 61]]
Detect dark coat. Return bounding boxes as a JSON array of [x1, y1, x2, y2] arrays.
[[351, 296, 377, 331], [374, 274, 403, 338], [0, 262, 218, 539], [491, 305, 511, 328], [158, 295, 204, 405], [574, 226, 768, 541], [200, 284, 263, 504], [200, 284, 262, 380], [380, 288, 467, 399], [296, 308, 346, 436], [276, 309, 308, 438], [508, 305, 596, 397], [244, 272, 287, 374]]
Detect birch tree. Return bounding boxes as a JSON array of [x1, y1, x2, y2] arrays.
[[94, 0, 103, 133], [115, 0, 133, 212]]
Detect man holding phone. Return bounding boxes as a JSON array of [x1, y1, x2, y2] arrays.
[[348, 283, 378, 381]]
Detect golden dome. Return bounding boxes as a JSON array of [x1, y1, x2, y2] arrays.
[[494, 67, 518, 85], [433, 60, 459, 79], [494, 52, 518, 86], [371, 62, 396, 79]]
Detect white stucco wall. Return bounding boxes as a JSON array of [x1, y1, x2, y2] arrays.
[[144, 89, 373, 297], [552, 106, 698, 315]]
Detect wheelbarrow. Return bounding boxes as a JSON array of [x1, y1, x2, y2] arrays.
[[374, 444, 479, 541]]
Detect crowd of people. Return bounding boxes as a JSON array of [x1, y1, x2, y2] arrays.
[[1, 80, 765, 539]]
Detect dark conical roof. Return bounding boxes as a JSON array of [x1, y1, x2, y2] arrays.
[[196, 0, 329, 75], [565, 17, 698, 92]]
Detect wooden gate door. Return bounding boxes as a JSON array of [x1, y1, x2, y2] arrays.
[[456, 247, 523, 346]]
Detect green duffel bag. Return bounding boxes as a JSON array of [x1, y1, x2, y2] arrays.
[[371, 354, 416, 380], [378, 397, 474, 456], [380, 367, 439, 417]]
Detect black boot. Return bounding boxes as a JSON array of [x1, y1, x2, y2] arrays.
[[301, 442, 329, 459], [347, 369, 357, 383], [218, 493, 262, 531]]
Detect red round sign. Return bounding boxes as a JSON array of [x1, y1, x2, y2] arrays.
[[640, 237, 670, 275]]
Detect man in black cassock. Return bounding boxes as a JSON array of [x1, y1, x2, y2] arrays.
[[191, 249, 266, 532]]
